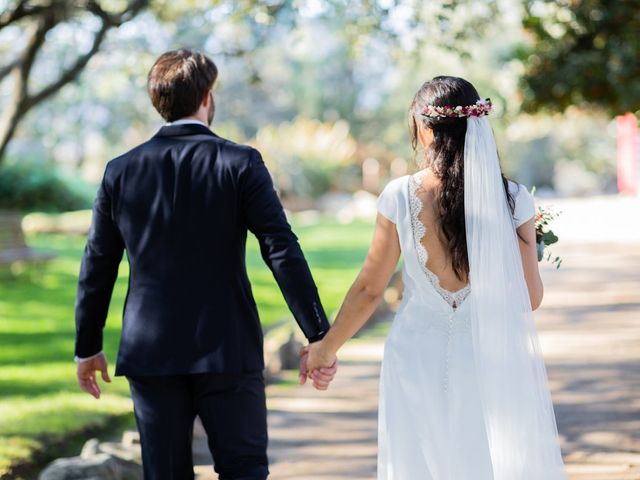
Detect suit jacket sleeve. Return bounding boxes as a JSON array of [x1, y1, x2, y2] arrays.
[[242, 149, 330, 342], [74, 165, 125, 358]]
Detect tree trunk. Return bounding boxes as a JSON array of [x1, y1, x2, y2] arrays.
[[0, 13, 52, 160], [0, 88, 23, 161]]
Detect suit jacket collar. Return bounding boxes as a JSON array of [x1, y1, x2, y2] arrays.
[[153, 123, 219, 139]]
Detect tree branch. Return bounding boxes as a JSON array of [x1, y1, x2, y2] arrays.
[[0, 58, 20, 82], [25, 20, 110, 108], [23, 0, 150, 108], [17, 9, 58, 98], [85, 0, 149, 26], [0, 9, 59, 159], [0, 1, 52, 30], [0, 0, 150, 161]]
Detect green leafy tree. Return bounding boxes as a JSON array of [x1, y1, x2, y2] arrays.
[[518, 0, 640, 115]]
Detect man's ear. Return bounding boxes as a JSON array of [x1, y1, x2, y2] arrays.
[[203, 89, 213, 107]]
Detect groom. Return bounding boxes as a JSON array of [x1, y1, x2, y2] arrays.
[[74, 49, 337, 479]]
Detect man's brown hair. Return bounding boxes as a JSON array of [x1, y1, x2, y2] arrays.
[[147, 49, 218, 122]]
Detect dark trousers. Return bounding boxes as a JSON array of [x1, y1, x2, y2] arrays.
[[127, 372, 269, 480]]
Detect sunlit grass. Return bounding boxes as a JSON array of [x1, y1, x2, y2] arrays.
[[0, 216, 373, 473]]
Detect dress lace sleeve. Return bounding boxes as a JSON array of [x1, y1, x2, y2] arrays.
[[376, 178, 402, 224], [513, 183, 536, 228]]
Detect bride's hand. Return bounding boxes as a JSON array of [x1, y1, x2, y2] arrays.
[[301, 341, 338, 390]]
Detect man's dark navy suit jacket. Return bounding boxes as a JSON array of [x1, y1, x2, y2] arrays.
[[74, 122, 330, 377]]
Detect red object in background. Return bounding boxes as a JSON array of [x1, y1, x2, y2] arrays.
[[617, 113, 639, 194]]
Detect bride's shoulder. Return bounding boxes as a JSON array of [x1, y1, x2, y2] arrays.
[[506, 179, 536, 226], [376, 175, 410, 223], [506, 179, 533, 200], [379, 175, 410, 196]]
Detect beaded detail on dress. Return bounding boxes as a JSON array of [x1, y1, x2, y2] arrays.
[[408, 173, 471, 309]]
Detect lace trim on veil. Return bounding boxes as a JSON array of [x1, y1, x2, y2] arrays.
[[408, 174, 471, 309]]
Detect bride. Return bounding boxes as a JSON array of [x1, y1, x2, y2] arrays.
[[305, 76, 567, 479]]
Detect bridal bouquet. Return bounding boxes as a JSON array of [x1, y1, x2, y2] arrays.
[[531, 187, 562, 268]]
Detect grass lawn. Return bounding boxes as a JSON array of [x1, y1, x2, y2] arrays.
[[0, 216, 373, 476]]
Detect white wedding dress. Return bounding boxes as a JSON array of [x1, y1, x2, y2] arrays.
[[375, 172, 544, 479]]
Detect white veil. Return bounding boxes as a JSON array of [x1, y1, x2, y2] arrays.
[[464, 116, 566, 479]]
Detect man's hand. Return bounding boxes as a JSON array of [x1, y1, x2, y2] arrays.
[[299, 342, 338, 391], [77, 352, 111, 399]]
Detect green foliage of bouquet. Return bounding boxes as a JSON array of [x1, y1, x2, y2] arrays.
[[531, 187, 562, 269]]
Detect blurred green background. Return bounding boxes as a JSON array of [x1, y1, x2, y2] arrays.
[[0, 0, 638, 476]]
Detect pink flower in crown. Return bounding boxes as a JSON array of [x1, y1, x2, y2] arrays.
[[421, 98, 492, 118]]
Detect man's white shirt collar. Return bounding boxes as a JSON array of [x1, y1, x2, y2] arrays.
[[166, 118, 209, 127]]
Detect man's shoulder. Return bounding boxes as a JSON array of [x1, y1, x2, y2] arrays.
[[213, 135, 259, 164], [104, 141, 153, 176], [104, 143, 145, 175]]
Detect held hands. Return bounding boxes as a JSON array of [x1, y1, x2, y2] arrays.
[[76, 352, 111, 399], [298, 341, 338, 391]]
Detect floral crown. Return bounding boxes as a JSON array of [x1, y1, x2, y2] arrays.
[[421, 98, 492, 118]]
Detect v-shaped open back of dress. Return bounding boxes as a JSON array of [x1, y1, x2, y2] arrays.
[[407, 172, 471, 310]]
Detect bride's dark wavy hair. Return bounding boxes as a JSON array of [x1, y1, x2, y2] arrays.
[[409, 76, 518, 282]]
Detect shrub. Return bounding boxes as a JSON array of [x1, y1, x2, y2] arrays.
[[253, 117, 357, 199], [0, 161, 93, 213]]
